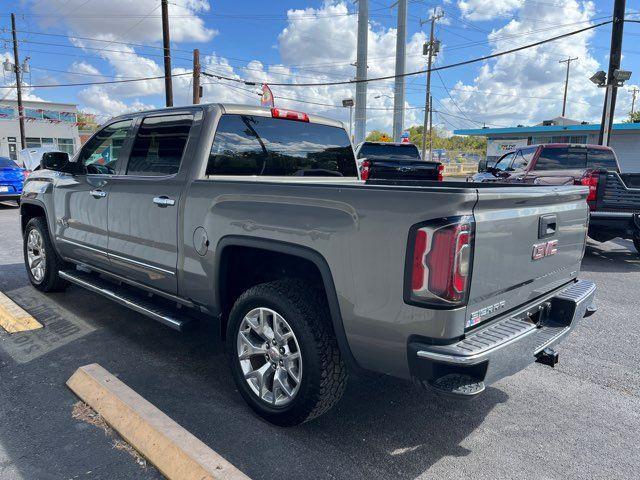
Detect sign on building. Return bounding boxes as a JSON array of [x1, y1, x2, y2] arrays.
[[486, 139, 529, 157]]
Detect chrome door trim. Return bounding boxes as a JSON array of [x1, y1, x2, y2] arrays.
[[57, 237, 108, 256], [108, 251, 176, 276]]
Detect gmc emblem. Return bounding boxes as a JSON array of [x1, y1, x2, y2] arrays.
[[532, 240, 558, 260]]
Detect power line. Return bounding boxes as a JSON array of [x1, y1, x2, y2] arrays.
[[201, 21, 611, 87], [0, 72, 191, 89]]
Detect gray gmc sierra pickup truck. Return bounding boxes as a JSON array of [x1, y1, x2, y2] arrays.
[[20, 104, 596, 425]]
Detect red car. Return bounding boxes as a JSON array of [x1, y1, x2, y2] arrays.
[[473, 144, 640, 253]]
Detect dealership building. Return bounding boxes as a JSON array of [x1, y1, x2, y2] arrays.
[[0, 99, 81, 161], [454, 117, 640, 172]]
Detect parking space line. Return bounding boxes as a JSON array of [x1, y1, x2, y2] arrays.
[[0, 291, 43, 333], [67, 363, 251, 480]]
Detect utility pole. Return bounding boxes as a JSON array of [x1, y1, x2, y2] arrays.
[[392, 0, 407, 142], [631, 86, 638, 114], [428, 94, 433, 162], [599, 0, 626, 145], [161, 0, 173, 107], [10, 13, 25, 150], [354, 0, 368, 145], [559, 56, 578, 117], [420, 9, 443, 160], [192, 48, 201, 104]]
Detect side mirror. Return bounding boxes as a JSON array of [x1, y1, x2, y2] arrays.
[[41, 151, 70, 171], [478, 159, 488, 173]]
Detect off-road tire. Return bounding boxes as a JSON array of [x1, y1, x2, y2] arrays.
[[227, 279, 347, 426], [23, 217, 68, 292]]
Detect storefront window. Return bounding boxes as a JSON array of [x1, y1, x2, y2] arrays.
[[57, 138, 75, 154]]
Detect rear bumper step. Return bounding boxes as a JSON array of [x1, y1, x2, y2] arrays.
[[59, 269, 195, 331], [409, 279, 596, 397]]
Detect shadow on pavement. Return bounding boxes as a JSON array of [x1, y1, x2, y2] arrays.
[[0, 260, 507, 480], [582, 240, 640, 273]]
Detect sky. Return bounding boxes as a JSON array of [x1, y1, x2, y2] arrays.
[[1, 0, 640, 135]]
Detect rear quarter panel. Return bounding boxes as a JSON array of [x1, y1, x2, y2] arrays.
[[181, 180, 477, 378]]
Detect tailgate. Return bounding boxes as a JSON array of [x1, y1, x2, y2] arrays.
[[596, 172, 640, 212], [370, 160, 439, 180], [466, 185, 588, 328]]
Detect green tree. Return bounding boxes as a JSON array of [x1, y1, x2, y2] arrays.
[[625, 111, 640, 123], [365, 130, 392, 142]]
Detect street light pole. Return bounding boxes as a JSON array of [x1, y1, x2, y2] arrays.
[[11, 13, 26, 150], [559, 57, 578, 117], [354, 0, 368, 145], [392, 0, 407, 142], [599, 0, 626, 146]]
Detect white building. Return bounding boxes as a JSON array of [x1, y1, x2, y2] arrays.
[[0, 99, 81, 161], [454, 116, 640, 172]]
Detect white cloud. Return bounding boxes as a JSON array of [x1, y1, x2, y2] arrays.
[[440, 0, 609, 129], [32, 0, 216, 44], [458, 0, 525, 21]]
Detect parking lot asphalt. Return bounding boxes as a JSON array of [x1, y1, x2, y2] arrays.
[[1, 200, 639, 480]]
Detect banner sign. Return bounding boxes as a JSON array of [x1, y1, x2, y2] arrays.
[[261, 84, 274, 108], [486, 138, 529, 157]]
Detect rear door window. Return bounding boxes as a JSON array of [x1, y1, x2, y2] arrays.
[[534, 146, 586, 170], [587, 148, 618, 171], [126, 114, 193, 176], [206, 114, 357, 177]]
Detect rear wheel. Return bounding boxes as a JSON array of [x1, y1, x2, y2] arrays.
[[23, 217, 68, 292], [227, 279, 347, 426]]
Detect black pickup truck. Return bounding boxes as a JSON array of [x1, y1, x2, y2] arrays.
[[587, 171, 640, 253], [354, 141, 443, 181]]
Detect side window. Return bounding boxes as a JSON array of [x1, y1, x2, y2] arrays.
[[535, 147, 586, 170], [587, 148, 618, 171], [511, 148, 536, 171], [126, 114, 193, 176], [494, 152, 515, 171], [77, 120, 132, 174]]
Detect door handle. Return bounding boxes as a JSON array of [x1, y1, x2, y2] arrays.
[[153, 196, 176, 207], [89, 189, 107, 198]]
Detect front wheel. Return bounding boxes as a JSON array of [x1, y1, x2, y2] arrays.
[[23, 217, 68, 292], [227, 280, 347, 426]]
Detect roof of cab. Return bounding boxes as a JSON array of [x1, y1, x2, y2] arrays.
[[106, 103, 345, 130]]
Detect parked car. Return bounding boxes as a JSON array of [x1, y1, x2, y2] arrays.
[[472, 144, 640, 254], [20, 104, 595, 425], [0, 156, 27, 205], [354, 141, 443, 181]]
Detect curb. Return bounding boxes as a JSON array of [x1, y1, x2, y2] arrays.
[[0, 291, 43, 333], [67, 363, 251, 480]]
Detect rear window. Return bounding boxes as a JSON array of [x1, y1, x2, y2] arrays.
[[587, 147, 618, 171], [358, 143, 421, 160], [534, 146, 586, 170], [0, 157, 18, 168], [206, 115, 357, 177]]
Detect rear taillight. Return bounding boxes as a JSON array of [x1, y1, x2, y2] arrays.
[[360, 159, 371, 181], [578, 171, 599, 210], [407, 216, 473, 307], [22, 170, 31, 180], [437, 164, 444, 182], [271, 107, 309, 122]]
